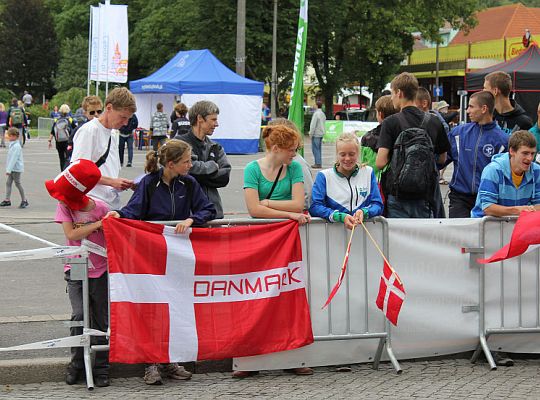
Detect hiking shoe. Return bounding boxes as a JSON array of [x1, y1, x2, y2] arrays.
[[0, 200, 11, 207], [494, 351, 514, 367], [232, 370, 259, 379], [94, 374, 110, 387], [65, 365, 83, 385], [19, 200, 28, 209], [144, 364, 162, 385], [160, 363, 192, 380], [126, 163, 132, 167]]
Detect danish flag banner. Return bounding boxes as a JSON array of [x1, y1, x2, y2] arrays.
[[478, 211, 540, 264], [376, 260, 405, 326], [102, 218, 314, 364]]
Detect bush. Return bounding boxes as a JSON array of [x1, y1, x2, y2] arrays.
[[0, 88, 16, 106], [25, 105, 51, 128], [50, 88, 87, 113]]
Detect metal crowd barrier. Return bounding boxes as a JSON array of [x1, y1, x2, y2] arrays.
[[464, 216, 540, 370], [201, 217, 401, 373], [0, 223, 108, 390]]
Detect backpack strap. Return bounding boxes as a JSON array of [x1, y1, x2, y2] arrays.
[[95, 137, 112, 168]]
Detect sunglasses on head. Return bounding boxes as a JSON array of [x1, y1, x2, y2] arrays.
[[89, 109, 103, 116]]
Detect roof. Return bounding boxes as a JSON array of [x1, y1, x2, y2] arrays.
[[465, 44, 540, 91], [130, 49, 264, 96], [451, 4, 540, 44]]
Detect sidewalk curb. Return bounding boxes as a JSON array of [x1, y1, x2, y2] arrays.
[[0, 358, 232, 385]]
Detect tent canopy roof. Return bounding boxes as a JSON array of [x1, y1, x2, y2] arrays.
[[130, 49, 264, 96], [466, 44, 540, 91]]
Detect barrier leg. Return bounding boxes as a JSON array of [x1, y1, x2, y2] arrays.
[[372, 337, 385, 370], [80, 259, 95, 390], [385, 341, 402, 374]]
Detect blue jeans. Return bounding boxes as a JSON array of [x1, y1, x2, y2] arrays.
[[311, 136, 322, 166], [118, 135, 134, 165], [386, 195, 432, 218]]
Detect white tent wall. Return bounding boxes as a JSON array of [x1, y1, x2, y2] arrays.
[[134, 93, 262, 152], [134, 93, 176, 130], [181, 93, 262, 141]]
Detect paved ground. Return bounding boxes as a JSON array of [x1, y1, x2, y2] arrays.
[[2, 360, 540, 399]]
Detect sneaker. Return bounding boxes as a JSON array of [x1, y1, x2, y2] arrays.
[[126, 163, 132, 167], [0, 200, 11, 207], [144, 364, 162, 385], [19, 200, 28, 209], [232, 370, 259, 379], [494, 351, 514, 367], [160, 363, 192, 380], [311, 164, 322, 169]]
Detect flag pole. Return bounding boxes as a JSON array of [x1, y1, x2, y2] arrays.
[[359, 220, 403, 285]]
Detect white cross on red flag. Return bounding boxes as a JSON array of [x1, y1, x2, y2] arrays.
[[376, 260, 405, 326]]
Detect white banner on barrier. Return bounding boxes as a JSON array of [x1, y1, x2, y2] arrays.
[[0, 246, 87, 262], [0, 329, 107, 352]]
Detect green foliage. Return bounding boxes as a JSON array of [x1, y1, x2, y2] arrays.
[[54, 35, 89, 92], [25, 105, 51, 128], [0, 89, 16, 106], [0, 0, 59, 98], [50, 88, 87, 112]]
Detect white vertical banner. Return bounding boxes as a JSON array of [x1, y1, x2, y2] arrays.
[[89, 3, 128, 83], [89, 6, 100, 81]]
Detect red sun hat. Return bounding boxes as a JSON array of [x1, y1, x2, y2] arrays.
[[45, 159, 102, 211]]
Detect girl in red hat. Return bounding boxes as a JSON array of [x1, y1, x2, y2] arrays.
[[45, 159, 111, 388]]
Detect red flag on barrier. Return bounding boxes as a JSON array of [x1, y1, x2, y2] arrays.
[[102, 218, 314, 364], [376, 260, 406, 326], [478, 211, 540, 264]]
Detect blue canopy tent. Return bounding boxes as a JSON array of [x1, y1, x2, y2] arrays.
[[130, 49, 264, 154]]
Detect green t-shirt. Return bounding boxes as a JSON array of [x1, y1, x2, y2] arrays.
[[244, 160, 304, 200]]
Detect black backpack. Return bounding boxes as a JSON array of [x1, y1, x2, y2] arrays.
[[387, 113, 438, 201]]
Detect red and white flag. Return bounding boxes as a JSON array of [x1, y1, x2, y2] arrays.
[[478, 211, 540, 264], [376, 260, 405, 326], [102, 218, 314, 364]]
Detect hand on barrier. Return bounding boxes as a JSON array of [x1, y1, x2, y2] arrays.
[[289, 212, 310, 225], [175, 218, 193, 234]]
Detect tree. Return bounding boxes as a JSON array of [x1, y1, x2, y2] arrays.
[[0, 0, 59, 97], [308, 0, 480, 117], [54, 35, 89, 91]]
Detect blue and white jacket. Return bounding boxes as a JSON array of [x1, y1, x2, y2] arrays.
[[472, 152, 540, 217], [309, 164, 383, 221], [447, 121, 508, 195]]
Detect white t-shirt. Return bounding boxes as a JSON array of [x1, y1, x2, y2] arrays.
[[71, 118, 121, 209]]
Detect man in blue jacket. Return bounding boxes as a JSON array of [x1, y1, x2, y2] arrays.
[[472, 130, 540, 218], [446, 91, 508, 217]]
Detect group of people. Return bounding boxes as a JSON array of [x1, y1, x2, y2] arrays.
[[33, 67, 540, 387]]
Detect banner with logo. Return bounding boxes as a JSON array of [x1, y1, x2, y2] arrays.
[[89, 3, 128, 83], [288, 0, 308, 134], [323, 121, 378, 143], [103, 218, 314, 363]]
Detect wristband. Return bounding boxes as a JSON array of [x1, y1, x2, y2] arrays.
[[332, 211, 346, 223], [361, 208, 369, 219]]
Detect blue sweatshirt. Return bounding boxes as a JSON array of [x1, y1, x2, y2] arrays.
[[447, 121, 508, 195], [6, 140, 23, 173], [118, 169, 216, 225], [471, 152, 540, 217], [309, 164, 383, 221]]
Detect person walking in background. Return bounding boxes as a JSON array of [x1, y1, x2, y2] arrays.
[[50, 105, 61, 120], [528, 102, 540, 157], [6, 98, 28, 147], [150, 102, 169, 151], [22, 91, 32, 108], [49, 104, 75, 171], [177, 100, 231, 219], [1, 128, 27, 208], [118, 114, 138, 167], [0, 103, 7, 148], [170, 103, 190, 139], [310, 132, 383, 229], [309, 101, 326, 169]]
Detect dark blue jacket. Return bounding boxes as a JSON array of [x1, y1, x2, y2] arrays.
[[118, 169, 216, 225], [447, 121, 508, 195]]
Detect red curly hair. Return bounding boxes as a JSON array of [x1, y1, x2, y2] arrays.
[[262, 124, 300, 150]]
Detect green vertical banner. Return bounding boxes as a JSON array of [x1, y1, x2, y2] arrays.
[[288, 0, 308, 138]]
